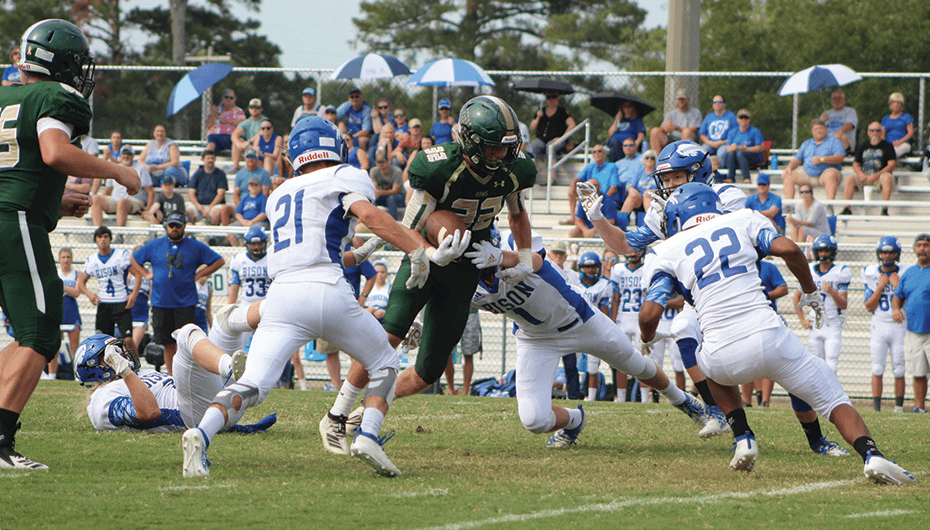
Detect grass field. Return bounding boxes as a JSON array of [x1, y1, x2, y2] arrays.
[[3, 382, 928, 529]]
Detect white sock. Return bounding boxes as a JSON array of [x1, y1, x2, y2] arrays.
[[359, 407, 385, 436], [656, 381, 686, 406], [641, 387, 650, 403], [298, 379, 308, 391], [587, 387, 597, 401], [330, 381, 363, 417], [565, 407, 583, 430], [227, 305, 253, 332], [615, 392, 627, 403], [217, 354, 232, 381], [197, 407, 225, 443]]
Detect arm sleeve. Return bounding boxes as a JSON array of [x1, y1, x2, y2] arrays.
[[644, 272, 676, 307]]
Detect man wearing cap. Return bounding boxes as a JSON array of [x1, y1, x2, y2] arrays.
[[291, 87, 321, 127], [841, 122, 896, 216], [722, 109, 765, 183], [187, 150, 233, 226], [431, 99, 457, 145], [892, 234, 930, 413], [649, 88, 702, 153], [145, 170, 188, 224], [336, 87, 373, 151], [782, 119, 844, 205], [206, 88, 245, 154], [234, 148, 272, 206], [392, 107, 410, 140], [566, 145, 618, 234], [821, 91, 858, 153], [232, 176, 269, 229], [699, 95, 738, 163], [231, 98, 268, 170], [745, 173, 785, 235], [90, 145, 155, 227], [322, 105, 338, 125], [131, 213, 224, 375]]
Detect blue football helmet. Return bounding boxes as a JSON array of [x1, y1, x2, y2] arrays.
[[875, 236, 901, 266], [288, 116, 347, 173], [74, 334, 139, 387], [812, 234, 838, 263], [244, 225, 268, 259], [625, 248, 647, 267], [578, 251, 602, 281], [653, 141, 714, 199], [663, 182, 722, 238]]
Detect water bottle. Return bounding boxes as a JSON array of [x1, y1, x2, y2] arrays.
[[770, 154, 778, 170]]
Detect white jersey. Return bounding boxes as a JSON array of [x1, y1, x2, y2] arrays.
[[862, 264, 908, 324], [644, 209, 782, 353], [59, 268, 78, 296], [196, 280, 210, 313], [82, 248, 133, 303], [229, 252, 271, 303], [576, 275, 613, 315], [127, 275, 152, 299], [610, 263, 644, 335], [86, 370, 184, 433], [365, 282, 391, 312], [265, 164, 376, 283], [636, 182, 746, 250], [807, 261, 851, 322]]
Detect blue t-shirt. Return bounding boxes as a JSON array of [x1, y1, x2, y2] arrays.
[[726, 126, 764, 149], [795, 136, 844, 178], [236, 193, 267, 221], [234, 167, 272, 191], [188, 167, 228, 205], [881, 113, 914, 144], [578, 161, 619, 196], [699, 111, 739, 143], [343, 245, 377, 297], [430, 120, 457, 145], [614, 155, 644, 190], [2, 65, 21, 85], [347, 146, 362, 169], [133, 237, 223, 308], [894, 264, 930, 333], [745, 192, 785, 231], [758, 260, 787, 311], [609, 117, 645, 144], [336, 101, 373, 135]]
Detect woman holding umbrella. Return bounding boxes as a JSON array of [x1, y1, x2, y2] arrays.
[[606, 102, 645, 162]]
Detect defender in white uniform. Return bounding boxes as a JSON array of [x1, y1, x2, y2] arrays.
[[639, 183, 914, 484], [181, 117, 432, 479], [863, 236, 908, 412], [226, 225, 271, 349], [575, 252, 614, 401], [793, 235, 850, 374], [610, 249, 644, 401]]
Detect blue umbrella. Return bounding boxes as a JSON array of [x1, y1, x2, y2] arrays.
[[166, 63, 234, 117], [330, 53, 411, 80], [777, 64, 861, 96], [406, 58, 494, 87]]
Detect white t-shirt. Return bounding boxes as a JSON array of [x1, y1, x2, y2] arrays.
[[83, 248, 133, 303], [107, 161, 152, 202]]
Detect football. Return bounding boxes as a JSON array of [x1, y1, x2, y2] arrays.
[[425, 209, 466, 247]]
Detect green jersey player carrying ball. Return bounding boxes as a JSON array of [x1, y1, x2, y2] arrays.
[[0, 19, 140, 471], [320, 96, 537, 456]]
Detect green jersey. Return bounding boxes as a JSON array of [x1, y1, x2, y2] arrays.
[[406, 142, 536, 242], [0, 82, 92, 232]]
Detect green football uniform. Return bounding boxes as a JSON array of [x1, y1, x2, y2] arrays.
[[383, 142, 536, 383], [0, 81, 92, 359]]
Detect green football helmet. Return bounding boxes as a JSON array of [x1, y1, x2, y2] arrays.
[[457, 95, 522, 172], [19, 19, 96, 98]]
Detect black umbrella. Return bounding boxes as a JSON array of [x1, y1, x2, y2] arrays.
[[590, 91, 656, 118], [512, 77, 574, 95]]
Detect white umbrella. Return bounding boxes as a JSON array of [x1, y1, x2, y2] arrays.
[[406, 58, 494, 87], [778, 64, 862, 96], [329, 53, 411, 80]]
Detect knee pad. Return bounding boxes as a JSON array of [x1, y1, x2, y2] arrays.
[[892, 360, 906, 379], [630, 357, 658, 381], [677, 338, 699, 369], [789, 393, 813, 412], [871, 360, 885, 378], [586, 356, 601, 373], [213, 383, 262, 430], [522, 409, 556, 434], [366, 367, 398, 405]]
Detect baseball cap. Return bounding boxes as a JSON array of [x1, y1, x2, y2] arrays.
[[756, 173, 770, 185], [348, 87, 361, 95], [164, 212, 187, 227], [737, 109, 751, 118], [438, 98, 451, 109], [889, 92, 905, 104], [162, 174, 176, 185], [119, 145, 134, 155], [408, 118, 422, 128], [244, 147, 259, 159], [915, 233, 930, 245], [249, 98, 262, 107], [302, 87, 315, 96], [247, 175, 262, 186], [549, 241, 568, 254], [675, 88, 688, 99], [323, 105, 337, 114]]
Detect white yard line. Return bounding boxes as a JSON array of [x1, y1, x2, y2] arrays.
[[845, 509, 918, 518]]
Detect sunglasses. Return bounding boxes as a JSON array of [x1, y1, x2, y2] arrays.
[[623, 144, 635, 147], [245, 155, 257, 159], [644, 156, 656, 160], [349, 95, 360, 99], [868, 128, 882, 132], [604, 257, 618, 263], [260, 126, 272, 130], [378, 105, 389, 109], [712, 100, 725, 104], [394, 113, 405, 118], [249, 105, 262, 109], [167, 223, 184, 228], [224, 95, 235, 99], [799, 190, 812, 194]]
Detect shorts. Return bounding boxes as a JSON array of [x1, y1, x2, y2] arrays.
[[905, 331, 930, 378], [95, 301, 133, 338], [575, 196, 617, 228], [791, 167, 838, 187], [458, 311, 482, 356], [98, 195, 144, 215], [152, 305, 197, 345], [208, 133, 232, 151]]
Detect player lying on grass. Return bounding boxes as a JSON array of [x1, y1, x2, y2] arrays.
[[638, 182, 914, 484]]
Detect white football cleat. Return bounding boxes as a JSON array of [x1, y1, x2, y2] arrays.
[[729, 433, 758, 472], [231, 349, 248, 382], [863, 452, 915, 485], [675, 394, 708, 428], [346, 406, 365, 439], [213, 303, 238, 335], [351, 431, 401, 477], [319, 412, 350, 455], [699, 405, 731, 439], [182, 428, 210, 478]]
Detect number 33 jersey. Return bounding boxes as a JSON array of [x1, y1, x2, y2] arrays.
[[228, 252, 270, 304], [643, 209, 782, 352]]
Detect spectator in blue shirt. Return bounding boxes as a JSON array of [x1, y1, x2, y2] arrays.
[[745, 173, 785, 234], [430, 98, 457, 144], [613, 139, 645, 220], [882, 92, 915, 158], [2, 47, 22, 86], [336, 87, 373, 151], [699, 95, 738, 163], [233, 148, 272, 205], [606, 101, 645, 162], [721, 109, 765, 183], [781, 119, 844, 204], [131, 212, 224, 375], [892, 233, 930, 413], [565, 144, 619, 226]]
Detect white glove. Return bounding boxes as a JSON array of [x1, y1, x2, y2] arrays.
[[576, 181, 603, 221], [464, 240, 503, 269], [351, 236, 383, 264], [496, 263, 533, 283], [797, 291, 827, 329], [103, 341, 132, 378], [406, 247, 429, 290], [427, 229, 472, 267], [646, 190, 667, 215]]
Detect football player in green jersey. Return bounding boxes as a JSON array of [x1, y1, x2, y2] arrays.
[[320, 96, 537, 455], [0, 19, 141, 471]]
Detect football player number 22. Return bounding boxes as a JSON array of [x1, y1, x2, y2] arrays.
[[272, 190, 304, 252], [449, 196, 502, 231], [0, 105, 22, 168], [685, 227, 747, 289]]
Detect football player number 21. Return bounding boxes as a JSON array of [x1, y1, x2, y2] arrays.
[[685, 227, 747, 289], [0, 105, 22, 168], [272, 190, 304, 253]]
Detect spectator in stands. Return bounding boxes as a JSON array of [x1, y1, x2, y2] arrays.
[[2, 47, 22, 86], [227, 176, 269, 246], [233, 148, 272, 205], [787, 183, 830, 243], [56, 247, 82, 380], [369, 98, 394, 161], [375, 123, 399, 162], [892, 233, 930, 413], [882, 92, 915, 158], [205, 88, 245, 156], [392, 108, 410, 142], [81, 135, 99, 158], [821, 90, 858, 153], [649, 88, 701, 153], [322, 105, 337, 124], [344, 133, 370, 171], [606, 101, 645, 162], [363, 260, 391, 323], [527, 92, 576, 160], [782, 119, 844, 206], [131, 212, 224, 374], [138, 124, 181, 186], [394, 118, 424, 169], [336, 87, 373, 151], [369, 153, 405, 220], [699, 95, 738, 164], [430, 98, 458, 145], [251, 119, 282, 175], [187, 150, 233, 226], [290, 87, 321, 127], [721, 109, 765, 183], [103, 131, 123, 164], [565, 144, 618, 227], [65, 174, 93, 196], [639, 149, 659, 211], [90, 145, 154, 227], [145, 171, 187, 224], [745, 173, 785, 235], [402, 135, 433, 203], [841, 121, 897, 216], [613, 139, 647, 225], [231, 98, 268, 171]]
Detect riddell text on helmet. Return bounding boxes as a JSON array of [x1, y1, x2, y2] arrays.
[[294, 150, 340, 167]]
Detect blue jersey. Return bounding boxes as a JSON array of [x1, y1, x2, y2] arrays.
[[758, 260, 787, 311], [133, 236, 222, 308], [894, 263, 930, 333]]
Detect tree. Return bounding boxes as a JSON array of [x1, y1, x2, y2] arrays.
[[0, 0, 72, 53]]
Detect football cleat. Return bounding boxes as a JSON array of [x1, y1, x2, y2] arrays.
[[320, 384, 339, 392], [231, 349, 248, 382], [213, 303, 239, 335], [0, 426, 48, 471], [912, 407, 927, 414], [893, 406, 905, 413], [810, 437, 849, 457], [863, 451, 915, 485], [699, 405, 731, 439], [346, 406, 365, 438], [181, 427, 210, 478], [401, 321, 423, 353], [675, 393, 708, 428], [319, 412, 350, 455], [351, 430, 401, 477], [729, 433, 758, 471], [546, 405, 586, 448]]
